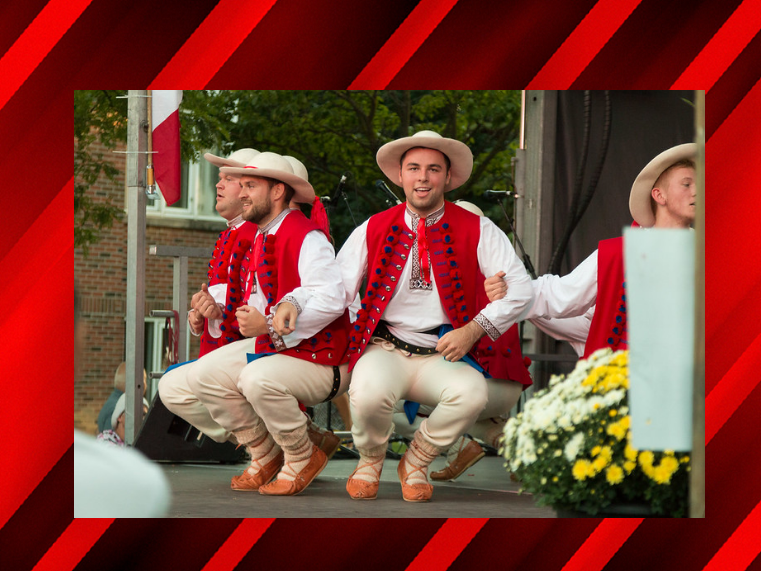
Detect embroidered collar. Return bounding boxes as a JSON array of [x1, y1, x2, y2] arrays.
[[226, 214, 245, 229], [258, 208, 291, 235], [406, 203, 445, 228]]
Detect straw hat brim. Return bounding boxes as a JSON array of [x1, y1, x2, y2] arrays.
[[629, 143, 697, 227], [220, 165, 315, 204], [376, 134, 473, 191]]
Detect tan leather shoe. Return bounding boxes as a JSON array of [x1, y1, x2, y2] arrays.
[[231, 451, 284, 491], [346, 458, 383, 500], [307, 423, 341, 460], [430, 440, 485, 481], [259, 445, 327, 496], [397, 456, 433, 502]]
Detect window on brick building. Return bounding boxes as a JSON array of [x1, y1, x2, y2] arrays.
[[147, 155, 220, 220]]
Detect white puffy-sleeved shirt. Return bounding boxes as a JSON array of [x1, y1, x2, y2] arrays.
[[208, 209, 347, 349], [336, 205, 533, 348], [522, 249, 599, 322]]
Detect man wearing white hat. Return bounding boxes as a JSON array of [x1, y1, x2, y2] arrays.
[[188, 148, 261, 357], [159, 148, 260, 444], [517, 143, 698, 357], [174, 152, 351, 496], [336, 130, 533, 502]]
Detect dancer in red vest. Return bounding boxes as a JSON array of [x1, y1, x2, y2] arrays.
[[159, 148, 258, 442], [337, 131, 534, 502], [518, 143, 697, 355], [393, 201, 534, 482], [163, 152, 351, 496]]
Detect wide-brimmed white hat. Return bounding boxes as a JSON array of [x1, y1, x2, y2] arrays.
[[454, 200, 484, 216], [629, 143, 697, 227], [283, 155, 309, 183], [204, 148, 260, 168], [376, 130, 473, 191], [221, 152, 315, 203]]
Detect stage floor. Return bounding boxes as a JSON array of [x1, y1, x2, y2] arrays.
[[160, 454, 556, 518]]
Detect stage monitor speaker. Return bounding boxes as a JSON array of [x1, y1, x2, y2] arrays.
[[134, 394, 246, 463]]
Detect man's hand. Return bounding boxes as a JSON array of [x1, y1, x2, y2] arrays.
[[436, 321, 485, 362], [235, 305, 267, 338], [484, 271, 507, 302], [187, 308, 204, 335], [191, 283, 223, 320], [272, 302, 298, 335]]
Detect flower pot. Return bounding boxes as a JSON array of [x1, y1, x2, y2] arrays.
[[555, 503, 657, 518]]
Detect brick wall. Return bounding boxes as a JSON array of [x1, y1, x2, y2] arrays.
[[74, 140, 224, 434]]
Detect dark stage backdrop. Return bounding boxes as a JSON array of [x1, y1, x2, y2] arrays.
[[553, 90, 696, 275], [0, 0, 757, 570]]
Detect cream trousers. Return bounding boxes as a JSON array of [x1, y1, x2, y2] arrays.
[[349, 341, 492, 454], [159, 338, 350, 443]]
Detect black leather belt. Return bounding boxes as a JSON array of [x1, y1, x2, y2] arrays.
[[373, 321, 440, 355], [322, 366, 342, 402]]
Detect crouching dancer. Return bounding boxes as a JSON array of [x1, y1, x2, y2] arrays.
[[162, 151, 351, 496], [337, 131, 533, 502]]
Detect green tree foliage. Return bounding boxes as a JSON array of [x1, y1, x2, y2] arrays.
[[75, 90, 522, 251], [74, 90, 128, 256]]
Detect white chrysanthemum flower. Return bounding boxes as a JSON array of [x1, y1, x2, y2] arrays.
[[563, 432, 585, 461]]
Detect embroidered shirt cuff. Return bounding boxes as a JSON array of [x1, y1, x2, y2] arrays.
[[266, 313, 288, 352], [277, 295, 303, 315], [475, 312, 501, 341]]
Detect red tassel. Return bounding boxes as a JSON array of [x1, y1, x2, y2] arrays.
[[311, 196, 331, 242]]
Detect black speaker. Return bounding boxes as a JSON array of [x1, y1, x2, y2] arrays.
[[134, 394, 246, 463]]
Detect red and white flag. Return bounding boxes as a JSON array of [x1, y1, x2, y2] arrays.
[[151, 90, 183, 205]]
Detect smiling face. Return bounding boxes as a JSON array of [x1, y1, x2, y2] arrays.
[[214, 171, 243, 221], [398, 147, 451, 217], [238, 175, 278, 225], [652, 165, 696, 228]]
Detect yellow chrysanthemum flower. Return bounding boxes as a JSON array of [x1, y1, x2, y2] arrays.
[[573, 459, 592, 481], [599, 446, 613, 461], [606, 422, 626, 441], [593, 455, 608, 472], [624, 443, 638, 461], [609, 409, 617, 417], [652, 464, 673, 484], [639, 450, 654, 468], [624, 460, 636, 474], [661, 456, 679, 473], [591, 445, 601, 457], [606, 464, 624, 485]]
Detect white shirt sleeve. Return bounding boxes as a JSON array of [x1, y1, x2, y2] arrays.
[[205, 283, 228, 339], [335, 221, 369, 310], [475, 217, 534, 339], [277, 230, 347, 348], [531, 306, 595, 357], [523, 250, 598, 320]]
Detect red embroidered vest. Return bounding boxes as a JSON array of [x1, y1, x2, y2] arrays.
[[242, 210, 350, 366], [199, 222, 258, 357], [348, 202, 529, 383], [583, 237, 627, 358], [471, 267, 533, 387]]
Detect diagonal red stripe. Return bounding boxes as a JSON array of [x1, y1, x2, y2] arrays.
[[560, 519, 643, 571], [31, 519, 114, 571], [405, 518, 488, 571], [348, 0, 460, 89], [0, 0, 94, 112], [672, 0, 761, 91], [703, 499, 761, 570], [705, 332, 761, 444], [149, 0, 278, 88], [200, 519, 275, 571], [526, 0, 642, 89]]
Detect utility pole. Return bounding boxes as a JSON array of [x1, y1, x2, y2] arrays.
[[691, 90, 705, 518], [125, 90, 148, 445]]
